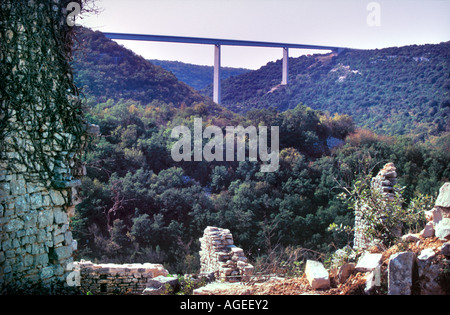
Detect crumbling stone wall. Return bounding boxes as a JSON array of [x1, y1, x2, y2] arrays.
[[199, 226, 254, 282], [0, 0, 89, 292], [73, 261, 168, 295], [0, 172, 81, 290], [354, 163, 398, 249]]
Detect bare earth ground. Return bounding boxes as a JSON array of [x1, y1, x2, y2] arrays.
[[195, 237, 446, 295]]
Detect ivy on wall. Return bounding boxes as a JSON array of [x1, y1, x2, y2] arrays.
[[0, 0, 89, 188]]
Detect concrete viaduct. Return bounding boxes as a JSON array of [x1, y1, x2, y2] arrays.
[[103, 32, 347, 104]]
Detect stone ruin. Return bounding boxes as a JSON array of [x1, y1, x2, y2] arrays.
[[370, 162, 398, 201], [199, 226, 254, 282], [71, 226, 256, 294], [354, 162, 450, 251], [72, 261, 168, 295], [70, 227, 256, 295], [354, 162, 399, 249], [348, 161, 450, 294], [1, 0, 87, 292], [0, 166, 84, 291], [404, 182, 450, 242], [307, 179, 450, 295]]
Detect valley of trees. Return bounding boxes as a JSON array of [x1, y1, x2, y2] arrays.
[[72, 27, 449, 274]]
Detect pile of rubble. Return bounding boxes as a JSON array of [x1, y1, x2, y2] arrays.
[[304, 181, 450, 295], [404, 182, 450, 241]]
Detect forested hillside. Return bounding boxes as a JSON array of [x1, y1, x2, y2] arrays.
[[72, 27, 206, 107], [150, 60, 250, 91], [203, 42, 450, 140], [71, 27, 449, 275]]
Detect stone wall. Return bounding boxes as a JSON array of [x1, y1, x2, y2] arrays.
[[0, 1, 90, 292], [199, 226, 254, 282], [0, 158, 83, 290], [73, 261, 168, 295], [354, 162, 398, 249]]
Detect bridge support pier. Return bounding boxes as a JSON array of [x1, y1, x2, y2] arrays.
[[334, 47, 346, 55], [282, 47, 289, 85], [213, 44, 221, 104]]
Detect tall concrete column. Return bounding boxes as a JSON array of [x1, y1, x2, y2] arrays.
[[282, 47, 289, 85], [213, 44, 221, 104]]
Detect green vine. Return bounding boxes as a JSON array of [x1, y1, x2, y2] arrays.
[[0, 0, 91, 188]]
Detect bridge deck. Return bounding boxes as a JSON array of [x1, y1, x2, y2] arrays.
[[103, 32, 344, 51]]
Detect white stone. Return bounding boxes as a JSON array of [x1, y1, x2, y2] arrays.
[[142, 287, 164, 295], [355, 253, 382, 272], [145, 275, 179, 294], [364, 269, 380, 295], [231, 247, 244, 254], [418, 248, 435, 261], [441, 243, 450, 257], [417, 253, 445, 295], [193, 282, 244, 295], [435, 218, 450, 241], [435, 183, 450, 208], [305, 260, 330, 290], [53, 207, 68, 224]]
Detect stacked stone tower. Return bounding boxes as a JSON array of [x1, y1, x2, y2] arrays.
[[199, 226, 254, 282], [354, 163, 399, 249]]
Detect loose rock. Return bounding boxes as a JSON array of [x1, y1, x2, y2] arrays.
[[355, 253, 382, 272], [388, 251, 416, 295], [435, 183, 450, 208], [305, 260, 330, 290], [435, 218, 450, 241]]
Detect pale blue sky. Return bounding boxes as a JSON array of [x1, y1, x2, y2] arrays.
[[79, 0, 450, 69]]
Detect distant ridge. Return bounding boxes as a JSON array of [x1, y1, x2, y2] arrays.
[[149, 59, 251, 91]]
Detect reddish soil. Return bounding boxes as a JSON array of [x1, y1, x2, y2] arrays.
[[199, 237, 446, 295]]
